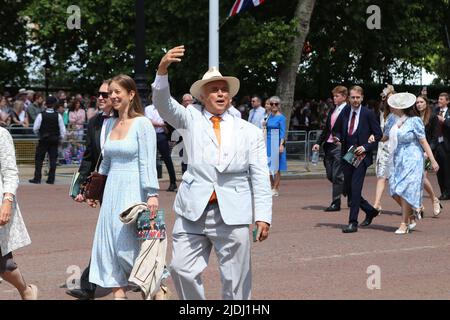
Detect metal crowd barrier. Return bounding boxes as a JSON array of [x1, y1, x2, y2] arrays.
[[284, 130, 323, 172], [7, 126, 88, 166], [7, 125, 324, 175]]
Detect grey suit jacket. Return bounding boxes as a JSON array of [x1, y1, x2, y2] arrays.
[[152, 78, 272, 225]]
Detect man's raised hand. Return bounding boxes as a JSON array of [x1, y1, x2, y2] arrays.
[[157, 45, 185, 75]]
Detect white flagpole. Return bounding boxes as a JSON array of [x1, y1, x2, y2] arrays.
[[209, 0, 219, 69]]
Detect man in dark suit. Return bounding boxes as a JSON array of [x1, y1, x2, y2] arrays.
[[66, 80, 113, 300], [434, 92, 450, 200], [312, 86, 348, 211], [332, 86, 382, 233]]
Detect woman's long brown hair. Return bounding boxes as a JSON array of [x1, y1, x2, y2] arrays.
[[109, 74, 144, 118], [414, 95, 431, 126]]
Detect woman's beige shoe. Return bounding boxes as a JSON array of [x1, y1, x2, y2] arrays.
[[395, 223, 410, 235], [433, 198, 443, 217]]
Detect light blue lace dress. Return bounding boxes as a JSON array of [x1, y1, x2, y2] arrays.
[[89, 117, 159, 288], [384, 116, 425, 209]]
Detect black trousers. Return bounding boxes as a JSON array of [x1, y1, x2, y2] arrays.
[[33, 138, 59, 183], [157, 133, 176, 184], [323, 142, 344, 202], [435, 143, 450, 195], [80, 260, 96, 292], [181, 162, 188, 174], [343, 161, 376, 225]]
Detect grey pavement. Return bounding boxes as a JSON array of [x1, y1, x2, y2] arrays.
[[1, 162, 447, 300]]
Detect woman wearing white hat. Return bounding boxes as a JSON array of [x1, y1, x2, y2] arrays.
[[383, 92, 439, 234]]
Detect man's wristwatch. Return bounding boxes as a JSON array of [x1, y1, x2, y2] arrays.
[[3, 195, 14, 203]]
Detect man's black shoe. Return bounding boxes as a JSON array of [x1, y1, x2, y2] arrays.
[[438, 193, 450, 201], [373, 207, 381, 218], [28, 179, 41, 184], [360, 208, 380, 227], [342, 223, 358, 233], [166, 183, 177, 192], [46, 180, 54, 185], [324, 201, 341, 212], [360, 218, 372, 227], [66, 288, 95, 300]]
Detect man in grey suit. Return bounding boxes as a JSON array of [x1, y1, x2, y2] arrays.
[[152, 45, 272, 300]]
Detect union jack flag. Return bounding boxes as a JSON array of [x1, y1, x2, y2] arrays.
[[229, 0, 266, 17]]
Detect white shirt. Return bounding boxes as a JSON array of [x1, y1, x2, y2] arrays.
[[202, 108, 234, 165], [347, 105, 362, 135], [438, 107, 448, 142], [335, 102, 347, 116], [152, 73, 235, 152], [145, 104, 165, 133], [16, 110, 26, 122], [33, 109, 66, 139], [100, 112, 113, 151], [248, 106, 266, 129], [228, 105, 241, 118]]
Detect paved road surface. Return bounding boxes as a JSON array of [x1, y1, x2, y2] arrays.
[[1, 175, 449, 300]]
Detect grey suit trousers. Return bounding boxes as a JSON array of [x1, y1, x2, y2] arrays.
[[169, 203, 251, 300]]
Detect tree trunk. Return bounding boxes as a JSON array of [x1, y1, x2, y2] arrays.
[[276, 0, 316, 134]]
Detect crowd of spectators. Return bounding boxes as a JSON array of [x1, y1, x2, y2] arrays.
[[3, 87, 443, 165], [0, 89, 99, 164], [236, 92, 443, 133]]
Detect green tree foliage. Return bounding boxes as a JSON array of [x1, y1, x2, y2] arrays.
[[300, 0, 449, 97], [0, 0, 31, 89], [1, 0, 449, 97]]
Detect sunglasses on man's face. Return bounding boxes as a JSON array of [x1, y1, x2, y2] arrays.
[[270, 102, 279, 106], [98, 92, 109, 99]]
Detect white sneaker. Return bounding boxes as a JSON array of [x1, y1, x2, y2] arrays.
[[408, 221, 417, 230], [272, 189, 279, 197]]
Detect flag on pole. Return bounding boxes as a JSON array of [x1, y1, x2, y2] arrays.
[[229, 0, 266, 17]]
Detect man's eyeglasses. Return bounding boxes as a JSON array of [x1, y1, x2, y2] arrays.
[[270, 102, 279, 106], [98, 92, 109, 99]]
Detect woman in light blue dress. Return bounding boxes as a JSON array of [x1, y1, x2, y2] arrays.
[[382, 93, 439, 234], [266, 96, 287, 196], [87, 75, 159, 299]]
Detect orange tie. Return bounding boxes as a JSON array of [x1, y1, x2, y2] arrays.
[[209, 116, 221, 204]]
